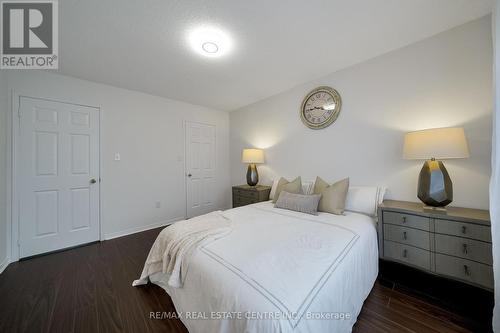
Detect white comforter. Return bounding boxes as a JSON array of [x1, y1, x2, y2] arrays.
[[133, 211, 232, 288], [149, 201, 379, 333]]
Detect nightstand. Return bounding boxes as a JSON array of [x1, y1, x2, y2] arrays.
[[378, 200, 492, 290], [232, 185, 271, 208]]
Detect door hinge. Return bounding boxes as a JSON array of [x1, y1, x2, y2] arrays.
[[17, 108, 21, 118]]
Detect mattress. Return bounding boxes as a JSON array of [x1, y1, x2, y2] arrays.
[[149, 201, 378, 333]]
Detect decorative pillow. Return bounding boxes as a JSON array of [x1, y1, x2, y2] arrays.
[[275, 191, 322, 215], [301, 180, 315, 195], [270, 177, 312, 199], [272, 177, 302, 203], [313, 177, 349, 215], [345, 186, 387, 217]]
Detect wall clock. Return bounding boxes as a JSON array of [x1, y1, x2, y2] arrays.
[[300, 86, 342, 129]]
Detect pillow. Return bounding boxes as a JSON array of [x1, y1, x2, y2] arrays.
[[272, 177, 302, 203], [269, 178, 280, 200], [275, 191, 322, 215], [313, 177, 349, 215], [345, 186, 387, 217], [270, 177, 312, 199], [301, 180, 315, 195]]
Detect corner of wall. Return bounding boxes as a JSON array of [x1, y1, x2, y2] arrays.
[[0, 72, 10, 272]]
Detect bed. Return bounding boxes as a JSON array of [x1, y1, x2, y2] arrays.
[[146, 200, 379, 333]]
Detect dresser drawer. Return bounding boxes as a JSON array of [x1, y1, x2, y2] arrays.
[[233, 189, 259, 200], [233, 196, 257, 207], [435, 254, 493, 289], [435, 219, 491, 242], [384, 241, 431, 270], [384, 224, 430, 250], [383, 211, 429, 231], [435, 234, 492, 265]]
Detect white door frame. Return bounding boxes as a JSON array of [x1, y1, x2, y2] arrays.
[[9, 91, 102, 262], [184, 120, 217, 219]]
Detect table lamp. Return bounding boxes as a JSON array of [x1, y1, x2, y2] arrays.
[[403, 127, 469, 210], [242, 149, 265, 186]]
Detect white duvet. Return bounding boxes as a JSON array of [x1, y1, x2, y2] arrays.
[[148, 201, 378, 333], [133, 211, 232, 288]]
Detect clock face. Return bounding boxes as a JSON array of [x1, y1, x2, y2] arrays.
[[300, 86, 342, 129]]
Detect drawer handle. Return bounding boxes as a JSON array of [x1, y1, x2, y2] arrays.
[[462, 244, 468, 255], [402, 216, 407, 223], [464, 265, 470, 276], [462, 226, 467, 234], [402, 249, 408, 258], [403, 231, 407, 240]]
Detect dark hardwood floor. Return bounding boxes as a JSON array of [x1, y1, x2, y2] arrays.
[[0, 227, 492, 333]]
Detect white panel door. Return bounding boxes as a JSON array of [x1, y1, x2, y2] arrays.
[[185, 122, 216, 218], [18, 97, 100, 258]]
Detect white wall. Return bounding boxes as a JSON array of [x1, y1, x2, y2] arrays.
[[0, 73, 8, 270], [4, 71, 230, 260], [490, 2, 499, 331], [230, 16, 493, 210]]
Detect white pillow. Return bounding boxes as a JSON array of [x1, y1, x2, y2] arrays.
[[345, 186, 387, 217], [269, 178, 314, 200], [269, 179, 280, 200], [301, 180, 314, 195]]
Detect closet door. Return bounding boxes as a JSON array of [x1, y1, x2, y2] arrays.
[[18, 97, 100, 258], [185, 121, 216, 218]]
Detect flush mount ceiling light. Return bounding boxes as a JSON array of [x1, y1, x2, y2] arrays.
[[188, 26, 232, 58], [202, 42, 218, 54]]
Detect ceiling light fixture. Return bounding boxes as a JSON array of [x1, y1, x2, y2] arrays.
[[188, 26, 232, 58], [202, 42, 219, 54]]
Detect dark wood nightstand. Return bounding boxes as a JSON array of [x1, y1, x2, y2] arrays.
[[378, 200, 492, 290], [232, 185, 271, 208]]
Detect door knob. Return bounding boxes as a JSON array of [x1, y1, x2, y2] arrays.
[[187, 174, 192, 177], [90, 178, 97, 184]]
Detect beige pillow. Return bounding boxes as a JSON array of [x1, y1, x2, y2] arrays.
[[272, 177, 302, 203], [313, 177, 349, 215]]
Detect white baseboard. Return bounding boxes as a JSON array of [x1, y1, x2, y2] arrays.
[[0, 257, 10, 275], [103, 216, 185, 241]]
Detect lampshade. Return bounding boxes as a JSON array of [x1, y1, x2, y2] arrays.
[[403, 127, 469, 160], [242, 148, 265, 164]]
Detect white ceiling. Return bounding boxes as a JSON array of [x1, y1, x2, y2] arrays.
[[58, 0, 493, 111]]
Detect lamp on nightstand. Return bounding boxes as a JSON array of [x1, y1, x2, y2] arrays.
[[242, 148, 265, 186], [403, 127, 469, 210]]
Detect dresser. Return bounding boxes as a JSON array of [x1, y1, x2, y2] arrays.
[[232, 185, 271, 208], [378, 200, 492, 290]]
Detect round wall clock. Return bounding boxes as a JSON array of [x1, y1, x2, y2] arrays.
[[300, 86, 342, 129]]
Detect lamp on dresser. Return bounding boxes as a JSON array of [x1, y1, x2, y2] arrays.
[[403, 127, 469, 210], [241, 148, 265, 186]]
